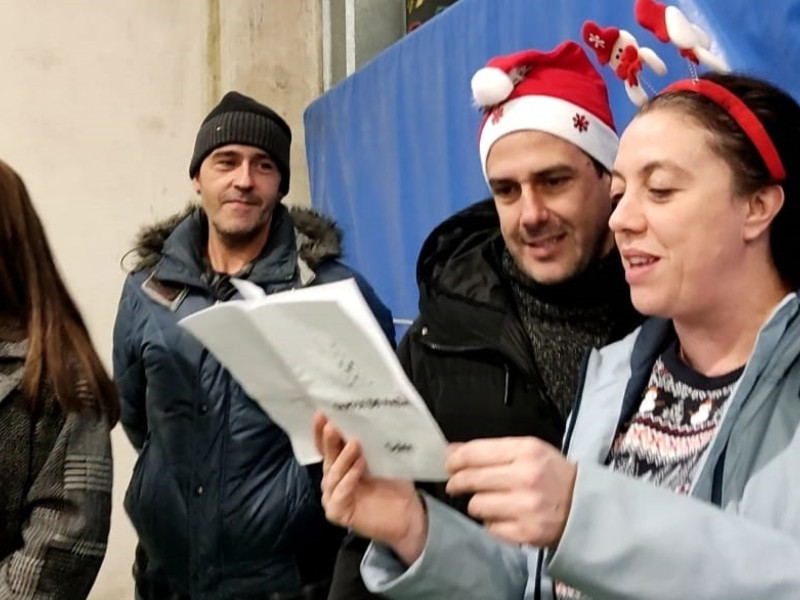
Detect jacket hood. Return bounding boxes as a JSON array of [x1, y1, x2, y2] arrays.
[[124, 203, 343, 273], [413, 199, 533, 365], [416, 198, 508, 311]]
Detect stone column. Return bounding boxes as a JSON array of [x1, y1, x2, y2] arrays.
[[214, 0, 325, 207]]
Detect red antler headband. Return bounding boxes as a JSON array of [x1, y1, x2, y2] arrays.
[[664, 79, 786, 183]]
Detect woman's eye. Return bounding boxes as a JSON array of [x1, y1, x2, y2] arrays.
[[649, 188, 675, 200]]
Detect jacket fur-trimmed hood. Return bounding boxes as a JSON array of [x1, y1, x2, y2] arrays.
[[124, 203, 343, 273]]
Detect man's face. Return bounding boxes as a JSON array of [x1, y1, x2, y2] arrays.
[[193, 144, 282, 245], [486, 130, 614, 284]]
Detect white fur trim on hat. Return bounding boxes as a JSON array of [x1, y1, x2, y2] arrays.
[[479, 95, 619, 180]]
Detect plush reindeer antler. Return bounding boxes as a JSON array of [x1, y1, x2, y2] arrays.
[[635, 0, 729, 73], [582, 20, 667, 106]]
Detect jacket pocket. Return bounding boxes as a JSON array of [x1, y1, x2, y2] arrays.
[[124, 433, 151, 523]]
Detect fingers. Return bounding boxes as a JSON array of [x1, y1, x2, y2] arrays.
[[312, 411, 328, 455], [446, 437, 550, 473], [324, 454, 367, 524], [466, 491, 534, 522], [321, 437, 362, 499], [314, 412, 350, 478], [321, 421, 346, 460], [446, 463, 519, 495], [321, 437, 363, 524], [470, 492, 554, 547], [483, 519, 534, 546], [315, 416, 367, 530], [324, 437, 361, 484], [320, 423, 347, 485]]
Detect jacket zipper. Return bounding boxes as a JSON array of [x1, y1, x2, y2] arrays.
[[418, 339, 487, 353], [561, 348, 593, 456], [532, 349, 592, 600]]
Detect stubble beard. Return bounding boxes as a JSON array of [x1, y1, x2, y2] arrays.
[[212, 205, 274, 249]]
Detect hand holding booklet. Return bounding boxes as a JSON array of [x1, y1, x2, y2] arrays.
[[178, 278, 449, 481]]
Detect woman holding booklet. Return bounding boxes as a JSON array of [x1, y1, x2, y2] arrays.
[[314, 70, 800, 599]]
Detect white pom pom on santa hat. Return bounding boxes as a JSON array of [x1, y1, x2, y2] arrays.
[[471, 67, 515, 107]]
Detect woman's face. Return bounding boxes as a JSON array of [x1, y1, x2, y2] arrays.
[[609, 108, 751, 320]]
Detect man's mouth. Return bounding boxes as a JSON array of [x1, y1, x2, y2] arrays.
[[526, 233, 566, 247]]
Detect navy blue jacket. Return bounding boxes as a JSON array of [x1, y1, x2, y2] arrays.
[[113, 205, 394, 598]]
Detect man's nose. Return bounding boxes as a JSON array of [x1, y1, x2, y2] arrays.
[[519, 185, 549, 227], [233, 163, 253, 189]]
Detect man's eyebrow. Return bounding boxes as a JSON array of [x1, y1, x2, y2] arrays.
[[488, 164, 576, 187], [210, 150, 239, 159], [531, 165, 576, 179]]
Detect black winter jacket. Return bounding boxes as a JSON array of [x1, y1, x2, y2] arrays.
[[113, 204, 394, 599], [328, 199, 640, 599]]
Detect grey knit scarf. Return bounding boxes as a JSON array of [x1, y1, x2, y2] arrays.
[[503, 249, 625, 419]]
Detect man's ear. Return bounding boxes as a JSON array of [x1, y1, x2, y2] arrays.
[[192, 177, 201, 195], [743, 184, 785, 242]]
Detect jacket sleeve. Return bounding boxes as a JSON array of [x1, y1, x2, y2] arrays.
[[311, 261, 397, 347], [0, 409, 113, 599], [361, 493, 535, 599], [349, 271, 396, 348], [547, 462, 800, 599], [328, 533, 383, 600], [113, 277, 148, 451]]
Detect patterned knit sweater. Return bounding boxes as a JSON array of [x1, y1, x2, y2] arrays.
[[556, 340, 743, 600], [0, 338, 113, 599]]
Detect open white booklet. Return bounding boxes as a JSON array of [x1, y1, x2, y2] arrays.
[[178, 278, 449, 481]]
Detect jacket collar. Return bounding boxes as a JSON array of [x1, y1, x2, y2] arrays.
[[573, 293, 800, 462], [129, 203, 344, 290], [564, 292, 800, 506], [155, 204, 298, 288]]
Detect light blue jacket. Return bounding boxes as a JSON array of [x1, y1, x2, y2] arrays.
[[361, 293, 800, 599]]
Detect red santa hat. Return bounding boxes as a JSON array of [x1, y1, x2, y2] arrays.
[[472, 41, 618, 178]]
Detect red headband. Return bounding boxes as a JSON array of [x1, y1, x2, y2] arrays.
[[662, 79, 786, 182]]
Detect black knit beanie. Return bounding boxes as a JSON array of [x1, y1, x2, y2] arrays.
[[189, 91, 292, 195]]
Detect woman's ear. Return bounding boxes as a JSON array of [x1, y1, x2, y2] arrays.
[[743, 184, 785, 242]]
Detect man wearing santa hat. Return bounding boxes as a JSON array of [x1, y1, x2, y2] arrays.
[[327, 40, 641, 599]]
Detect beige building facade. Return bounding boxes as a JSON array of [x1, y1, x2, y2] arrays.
[[0, 0, 403, 597]]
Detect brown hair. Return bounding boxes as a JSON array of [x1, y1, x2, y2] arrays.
[[641, 72, 800, 289], [0, 160, 119, 423]]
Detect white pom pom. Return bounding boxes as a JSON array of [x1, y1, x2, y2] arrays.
[[471, 67, 514, 107]]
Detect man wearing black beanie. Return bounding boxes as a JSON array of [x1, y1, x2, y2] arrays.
[[112, 91, 395, 600], [189, 91, 292, 195]]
